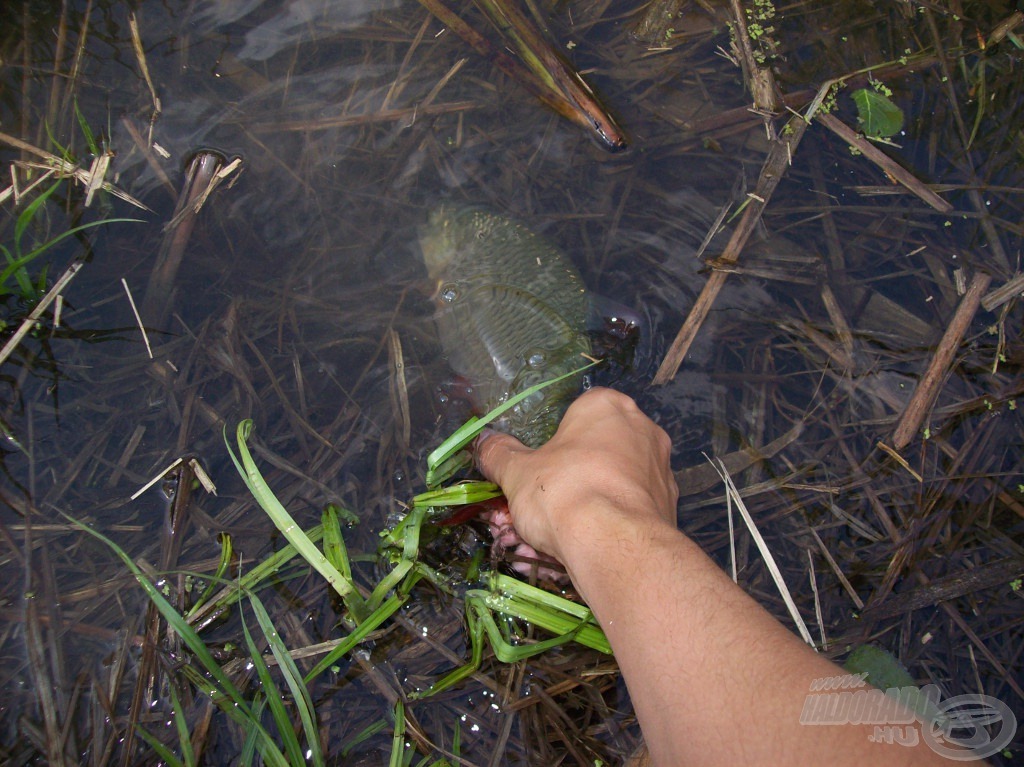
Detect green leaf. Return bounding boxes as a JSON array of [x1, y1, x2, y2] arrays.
[[851, 87, 904, 138], [425, 359, 598, 487], [413, 481, 502, 508], [225, 421, 359, 604], [249, 594, 325, 767], [239, 604, 306, 767]]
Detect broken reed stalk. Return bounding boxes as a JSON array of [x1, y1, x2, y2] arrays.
[[816, 112, 953, 214], [726, 0, 776, 111], [653, 114, 807, 384], [472, 0, 626, 149], [140, 150, 225, 330], [0, 260, 83, 367], [416, 0, 625, 150], [890, 269, 993, 450]]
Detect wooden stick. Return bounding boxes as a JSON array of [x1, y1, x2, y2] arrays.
[[891, 270, 993, 449], [816, 112, 953, 214], [652, 114, 807, 384]]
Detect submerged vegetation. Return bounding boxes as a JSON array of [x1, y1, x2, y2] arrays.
[[1, 0, 1022, 764]]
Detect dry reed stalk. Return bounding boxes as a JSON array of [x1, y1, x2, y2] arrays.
[[816, 112, 953, 214], [891, 269, 993, 449], [140, 151, 227, 330], [653, 114, 808, 384]]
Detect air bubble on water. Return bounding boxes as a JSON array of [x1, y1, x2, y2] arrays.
[[440, 284, 459, 303], [394, 469, 405, 482], [438, 393, 449, 404], [582, 374, 593, 390]]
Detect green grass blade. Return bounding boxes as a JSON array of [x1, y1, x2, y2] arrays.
[[13, 180, 62, 251], [176, 665, 287, 767], [74, 99, 100, 156], [249, 593, 325, 767], [389, 700, 407, 767], [187, 533, 233, 617], [483, 574, 611, 654], [367, 560, 412, 613], [424, 360, 598, 487], [240, 602, 305, 767], [323, 506, 368, 623], [188, 525, 326, 624], [133, 726, 185, 767], [304, 594, 406, 683], [340, 718, 388, 757], [0, 218, 143, 295], [226, 421, 358, 602], [66, 514, 255, 711], [67, 514, 292, 766], [168, 685, 196, 767], [240, 697, 265, 767], [408, 603, 486, 699], [412, 481, 502, 508]]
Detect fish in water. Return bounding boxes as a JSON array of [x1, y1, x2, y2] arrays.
[[419, 204, 595, 580], [419, 204, 592, 449]]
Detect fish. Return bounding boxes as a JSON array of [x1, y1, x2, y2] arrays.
[[419, 204, 592, 449]]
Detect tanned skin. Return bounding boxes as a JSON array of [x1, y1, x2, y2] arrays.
[[476, 387, 958, 767]]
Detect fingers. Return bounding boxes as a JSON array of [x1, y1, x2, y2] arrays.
[[474, 429, 532, 490]]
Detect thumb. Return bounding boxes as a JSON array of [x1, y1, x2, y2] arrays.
[[474, 429, 532, 489]]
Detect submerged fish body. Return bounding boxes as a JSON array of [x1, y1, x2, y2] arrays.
[[420, 205, 592, 448]]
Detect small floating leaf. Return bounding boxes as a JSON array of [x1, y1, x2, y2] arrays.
[[851, 87, 904, 138]]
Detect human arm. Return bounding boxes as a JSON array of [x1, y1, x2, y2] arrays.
[[475, 387, 952, 767]]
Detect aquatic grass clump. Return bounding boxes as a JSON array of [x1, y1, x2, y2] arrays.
[[68, 382, 611, 763], [0, 178, 139, 305], [65, 516, 311, 767]]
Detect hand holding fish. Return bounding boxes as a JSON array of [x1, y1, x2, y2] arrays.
[[474, 386, 677, 590], [477, 387, 954, 767]]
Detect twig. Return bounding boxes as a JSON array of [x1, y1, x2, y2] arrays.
[[0, 130, 150, 210], [980, 271, 1024, 312], [120, 278, 152, 358], [127, 12, 161, 145], [653, 113, 807, 384], [141, 150, 226, 329], [712, 458, 815, 647], [726, 0, 777, 111], [0, 260, 84, 368], [891, 269, 993, 449], [815, 112, 953, 214], [807, 549, 827, 651]]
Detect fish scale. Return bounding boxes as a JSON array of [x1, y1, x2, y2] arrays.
[[419, 205, 592, 448]]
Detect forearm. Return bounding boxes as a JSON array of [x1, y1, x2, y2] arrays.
[[561, 508, 949, 767]]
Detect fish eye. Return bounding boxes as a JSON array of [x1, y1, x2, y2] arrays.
[[439, 283, 460, 303]]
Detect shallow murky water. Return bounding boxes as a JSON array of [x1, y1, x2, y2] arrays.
[[2, 0, 1022, 763]]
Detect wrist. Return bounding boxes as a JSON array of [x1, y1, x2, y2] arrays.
[[554, 500, 684, 600]]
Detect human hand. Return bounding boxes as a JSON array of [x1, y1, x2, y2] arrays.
[[474, 387, 678, 572]]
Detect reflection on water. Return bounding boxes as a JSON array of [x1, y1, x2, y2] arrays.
[[2, 0, 1022, 763]]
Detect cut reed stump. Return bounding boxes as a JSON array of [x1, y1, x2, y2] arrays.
[[140, 150, 230, 330]]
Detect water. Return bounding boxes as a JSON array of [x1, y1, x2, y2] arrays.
[[1, 0, 1022, 763]]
